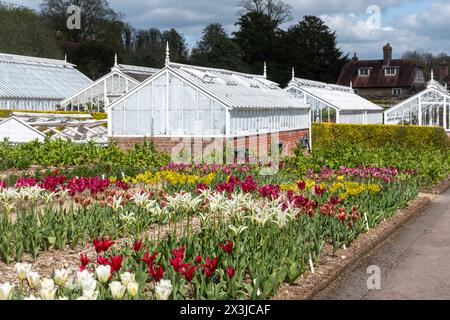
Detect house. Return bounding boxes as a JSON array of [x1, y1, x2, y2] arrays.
[[60, 54, 159, 112], [337, 43, 427, 100], [106, 45, 311, 159], [285, 70, 383, 124], [0, 116, 46, 143], [384, 71, 449, 131], [0, 52, 92, 111]]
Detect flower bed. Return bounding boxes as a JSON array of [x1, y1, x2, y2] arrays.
[[0, 164, 421, 300]]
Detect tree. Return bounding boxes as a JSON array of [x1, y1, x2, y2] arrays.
[[0, 2, 61, 58], [190, 23, 244, 70], [69, 41, 114, 79], [402, 50, 449, 76], [163, 29, 189, 64], [239, 0, 292, 25], [40, 0, 121, 43], [233, 11, 285, 81], [285, 16, 349, 84]]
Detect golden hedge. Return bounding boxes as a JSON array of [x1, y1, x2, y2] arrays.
[[313, 123, 450, 151]]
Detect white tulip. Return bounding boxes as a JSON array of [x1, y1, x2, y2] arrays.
[[39, 280, 57, 301], [95, 265, 111, 283], [58, 296, 69, 300], [81, 278, 97, 295], [77, 290, 99, 300], [109, 281, 126, 300], [127, 282, 139, 298], [120, 272, 135, 287], [54, 269, 70, 286], [15, 262, 32, 281], [75, 270, 94, 289], [155, 279, 173, 300], [27, 271, 40, 289], [24, 295, 41, 300], [0, 282, 14, 300]]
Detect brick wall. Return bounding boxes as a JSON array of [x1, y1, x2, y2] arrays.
[[112, 129, 309, 161]]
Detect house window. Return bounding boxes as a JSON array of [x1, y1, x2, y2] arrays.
[[385, 67, 397, 76], [358, 68, 371, 76], [392, 88, 402, 96]]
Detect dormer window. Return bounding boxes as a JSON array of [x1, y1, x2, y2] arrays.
[[358, 67, 371, 76], [385, 67, 398, 76]]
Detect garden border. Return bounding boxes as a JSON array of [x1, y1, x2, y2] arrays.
[[273, 196, 432, 300]]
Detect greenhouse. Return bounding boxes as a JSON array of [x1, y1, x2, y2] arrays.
[[0, 52, 92, 111], [106, 52, 310, 140], [384, 71, 450, 131], [285, 72, 384, 124], [60, 55, 159, 112]]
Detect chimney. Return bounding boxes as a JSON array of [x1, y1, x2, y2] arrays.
[[383, 43, 392, 66], [352, 52, 358, 61], [439, 59, 448, 84]]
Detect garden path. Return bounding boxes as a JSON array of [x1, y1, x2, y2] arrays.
[[315, 189, 450, 300]]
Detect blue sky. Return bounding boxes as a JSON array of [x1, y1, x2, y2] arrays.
[[9, 0, 450, 59]]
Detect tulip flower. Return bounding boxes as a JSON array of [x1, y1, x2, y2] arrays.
[[53, 269, 70, 286], [218, 240, 233, 254], [80, 253, 90, 267], [154, 279, 173, 300], [195, 255, 202, 264], [148, 265, 164, 282], [81, 278, 98, 295], [182, 265, 197, 283], [0, 282, 14, 300], [133, 239, 146, 252], [93, 238, 115, 253], [96, 265, 111, 283], [40, 278, 57, 300], [109, 281, 126, 300], [15, 262, 32, 281], [127, 282, 139, 298], [120, 272, 135, 287], [109, 255, 123, 273], [27, 271, 40, 289], [225, 267, 235, 279], [138, 252, 159, 266]]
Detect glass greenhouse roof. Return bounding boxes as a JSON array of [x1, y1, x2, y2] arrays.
[[288, 77, 383, 111], [169, 63, 308, 110], [0, 53, 93, 100]]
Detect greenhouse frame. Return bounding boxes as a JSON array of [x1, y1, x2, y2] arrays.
[[106, 55, 310, 141], [0, 52, 92, 111], [60, 55, 159, 112], [384, 71, 450, 131], [285, 72, 384, 124]]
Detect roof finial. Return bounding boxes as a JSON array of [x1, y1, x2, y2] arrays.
[[64, 53, 67, 62], [263, 61, 267, 79], [165, 42, 170, 66], [350, 81, 353, 89], [114, 53, 118, 66], [431, 69, 434, 80], [292, 67, 295, 81]]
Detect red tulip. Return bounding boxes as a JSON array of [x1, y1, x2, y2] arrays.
[[138, 252, 159, 266], [225, 266, 235, 279], [80, 253, 89, 267], [182, 265, 197, 282], [109, 255, 123, 273], [133, 240, 146, 252], [93, 238, 115, 253], [170, 257, 184, 272], [297, 180, 306, 191], [195, 255, 202, 264], [97, 255, 109, 266], [148, 264, 164, 282], [218, 240, 233, 254]]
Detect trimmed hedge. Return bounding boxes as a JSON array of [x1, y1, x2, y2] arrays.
[[0, 109, 107, 120], [313, 123, 450, 151]]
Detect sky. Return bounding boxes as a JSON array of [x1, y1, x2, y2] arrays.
[[8, 0, 450, 59]]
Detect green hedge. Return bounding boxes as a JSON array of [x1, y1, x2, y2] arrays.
[[0, 109, 107, 120], [313, 123, 450, 151]]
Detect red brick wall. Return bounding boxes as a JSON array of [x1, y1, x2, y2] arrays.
[[112, 129, 309, 160]]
